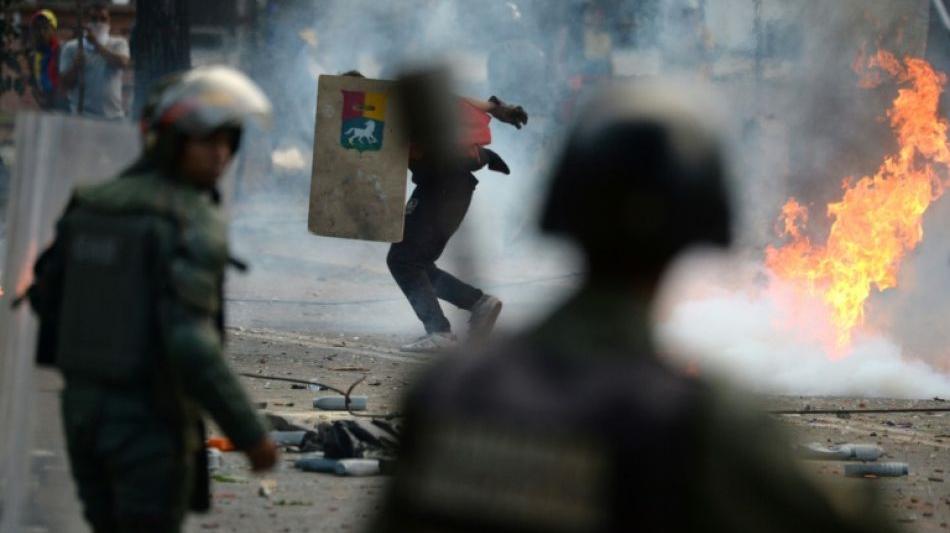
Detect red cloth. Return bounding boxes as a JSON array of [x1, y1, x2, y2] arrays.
[[460, 99, 491, 150], [410, 99, 492, 162]]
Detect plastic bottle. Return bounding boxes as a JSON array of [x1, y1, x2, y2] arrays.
[[334, 459, 380, 476], [312, 395, 368, 411], [799, 443, 883, 462], [295, 457, 340, 473], [269, 431, 308, 447], [207, 448, 223, 470], [844, 462, 909, 477]]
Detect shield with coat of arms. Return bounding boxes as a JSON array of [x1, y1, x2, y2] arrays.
[[309, 75, 409, 242]]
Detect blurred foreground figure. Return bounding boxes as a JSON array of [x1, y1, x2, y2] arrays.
[[372, 84, 898, 532], [389, 91, 528, 353], [27, 67, 277, 532]]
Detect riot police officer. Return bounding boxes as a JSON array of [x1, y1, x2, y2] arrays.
[[30, 66, 278, 532], [369, 84, 900, 533]]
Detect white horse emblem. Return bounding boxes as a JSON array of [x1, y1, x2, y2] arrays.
[[345, 120, 377, 145]]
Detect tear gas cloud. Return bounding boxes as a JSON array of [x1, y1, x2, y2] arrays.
[[240, 0, 950, 397]]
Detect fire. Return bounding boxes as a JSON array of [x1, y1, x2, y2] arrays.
[[766, 50, 950, 348]]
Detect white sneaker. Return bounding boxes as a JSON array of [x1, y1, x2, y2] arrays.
[[469, 294, 503, 340], [400, 332, 458, 353]]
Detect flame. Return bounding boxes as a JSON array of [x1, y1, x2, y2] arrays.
[[766, 51, 950, 349]]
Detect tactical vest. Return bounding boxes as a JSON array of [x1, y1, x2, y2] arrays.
[[54, 208, 172, 384], [40, 172, 229, 385]]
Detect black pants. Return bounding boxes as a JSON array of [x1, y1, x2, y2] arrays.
[[387, 170, 483, 334]]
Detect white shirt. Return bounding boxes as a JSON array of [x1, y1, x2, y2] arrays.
[[59, 36, 130, 119]]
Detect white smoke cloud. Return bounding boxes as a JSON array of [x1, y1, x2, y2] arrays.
[[656, 253, 950, 399]]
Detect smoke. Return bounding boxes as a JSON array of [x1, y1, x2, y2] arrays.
[[233, 0, 950, 391], [656, 252, 950, 399]]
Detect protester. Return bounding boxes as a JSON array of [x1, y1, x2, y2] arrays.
[[59, 2, 130, 119], [29, 9, 66, 110]]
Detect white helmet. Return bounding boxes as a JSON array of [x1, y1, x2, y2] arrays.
[[149, 65, 272, 136]]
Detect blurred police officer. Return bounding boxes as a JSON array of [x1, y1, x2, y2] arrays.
[[29, 67, 277, 533], [370, 84, 899, 533]]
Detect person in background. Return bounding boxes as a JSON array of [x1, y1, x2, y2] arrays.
[[29, 9, 66, 111], [59, 2, 130, 119]]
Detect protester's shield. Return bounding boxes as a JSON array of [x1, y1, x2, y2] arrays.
[[0, 112, 140, 533], [308, 75, 409, 242]]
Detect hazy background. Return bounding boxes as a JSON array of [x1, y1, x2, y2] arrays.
[[227, 0, 950, 398]]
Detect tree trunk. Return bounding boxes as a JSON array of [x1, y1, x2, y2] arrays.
[[130, 0, 191, 117]]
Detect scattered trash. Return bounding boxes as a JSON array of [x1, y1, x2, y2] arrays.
[[207, 448, 223, 471], [207, 437, 236, 452], [269, 430, 321, 451], [335, 459, 380, 477], [308, 383, 323, 392], [844, 462, 909, 478], [265, 413, 309, 433], [275, 499, 313, 506], [798, 442, 883, 462], [211, 473, 247, 483], [271, 431, 310, 446], [318, 419, 399, 459], [330, 367, 370, 372], [291, 384, 307, 390], [258, 478, 277, 498], [295, 456, 339, 474], [272, 401, 295, 407], [313, 395, 368, 411]]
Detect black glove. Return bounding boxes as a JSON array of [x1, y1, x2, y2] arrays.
[[489, 96, 528, 129]]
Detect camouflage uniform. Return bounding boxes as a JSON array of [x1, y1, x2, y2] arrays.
[[29, 67, 274, 533], [41, 170, 267, 532]]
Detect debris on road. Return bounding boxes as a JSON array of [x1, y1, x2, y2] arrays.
[[798, 442, 883, 461], [208, 448, 223, 471], [335, 459, 380, 477], [259, 478, 277, 498], [207, 437, 236, 452], [295, 456, 339, 473], [844, 462, 910, 478], [313, 395, 368, 411]]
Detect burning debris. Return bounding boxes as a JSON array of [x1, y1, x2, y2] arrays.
[[767, 50, 950, 349]]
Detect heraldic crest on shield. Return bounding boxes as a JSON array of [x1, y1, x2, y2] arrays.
[[341, 90, 386, 152]]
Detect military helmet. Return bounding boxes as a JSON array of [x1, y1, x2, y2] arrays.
[[147, 66, 272, 137], [541, 83, 732, 273]]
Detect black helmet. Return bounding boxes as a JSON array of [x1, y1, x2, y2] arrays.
[[541, 83, 732, 275]]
